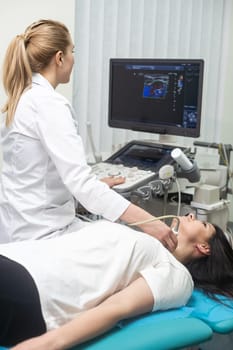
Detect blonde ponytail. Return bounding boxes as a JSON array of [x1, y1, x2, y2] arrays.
[[2, 35, 32, 126]]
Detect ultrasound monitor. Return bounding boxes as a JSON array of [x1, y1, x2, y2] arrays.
[[108, 58, 204, 140]]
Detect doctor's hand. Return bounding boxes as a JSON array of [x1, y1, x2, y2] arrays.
[[120, 204, 178, 252], [100, 176, 125, 188], [140, 219, 178, 252]]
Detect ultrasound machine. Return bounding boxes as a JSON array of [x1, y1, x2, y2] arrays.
[[89, 58, 232, 233]]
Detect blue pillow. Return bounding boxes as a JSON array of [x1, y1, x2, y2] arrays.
[[187, 289, 233, 333]]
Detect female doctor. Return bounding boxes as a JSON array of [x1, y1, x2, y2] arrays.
[[0, 19, 176, 249]]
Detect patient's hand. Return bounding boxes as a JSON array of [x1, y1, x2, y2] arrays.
[[100, 176, 125, 188]]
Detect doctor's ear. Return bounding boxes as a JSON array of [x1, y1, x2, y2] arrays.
[[196, 243, 211, 256], [55, 51, 64, 66]]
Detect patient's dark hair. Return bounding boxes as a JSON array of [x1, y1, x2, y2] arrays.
[[186, 225, 233, 301]]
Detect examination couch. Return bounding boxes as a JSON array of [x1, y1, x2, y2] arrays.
[[71, 290, 233, 350], [0, 290, 233, 350]]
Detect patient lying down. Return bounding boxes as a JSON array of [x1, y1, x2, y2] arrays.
[[0, 214, 232, 350]]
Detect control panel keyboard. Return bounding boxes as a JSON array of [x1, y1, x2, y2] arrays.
[[91, 162, 156, 193]]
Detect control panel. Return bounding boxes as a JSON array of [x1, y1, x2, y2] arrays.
[[91, 140, 183, 193], [91, 162, 156, 193]]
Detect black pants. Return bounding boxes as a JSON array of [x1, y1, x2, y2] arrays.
[[0, 255, 46, 346]]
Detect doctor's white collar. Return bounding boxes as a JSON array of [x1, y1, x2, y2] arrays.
[[32, 73, 54, 91]]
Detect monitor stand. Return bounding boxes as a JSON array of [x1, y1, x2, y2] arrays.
[[158, 134, 179, 146], [144, 134, 191, 149]]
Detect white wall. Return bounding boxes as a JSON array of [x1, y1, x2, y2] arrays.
[[0, 0, 75, 108]]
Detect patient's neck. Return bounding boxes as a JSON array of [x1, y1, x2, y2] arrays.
[[173, 244, 194, 264]]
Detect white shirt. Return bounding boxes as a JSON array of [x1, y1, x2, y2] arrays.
[[0, 221, 194, 330], [0, 74, 129, 242]]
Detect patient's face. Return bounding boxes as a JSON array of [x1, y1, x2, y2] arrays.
[[177, 213, 215, 244]]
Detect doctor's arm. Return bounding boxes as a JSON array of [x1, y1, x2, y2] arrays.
[[11, 277, 154, 350]]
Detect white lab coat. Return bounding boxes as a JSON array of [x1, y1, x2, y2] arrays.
[[0, 74, 129, 242]]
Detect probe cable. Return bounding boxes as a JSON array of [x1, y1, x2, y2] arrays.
[[128, 214, 180, 234]]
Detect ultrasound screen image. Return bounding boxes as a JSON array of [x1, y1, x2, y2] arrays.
[[143, 74, 169, 100]]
